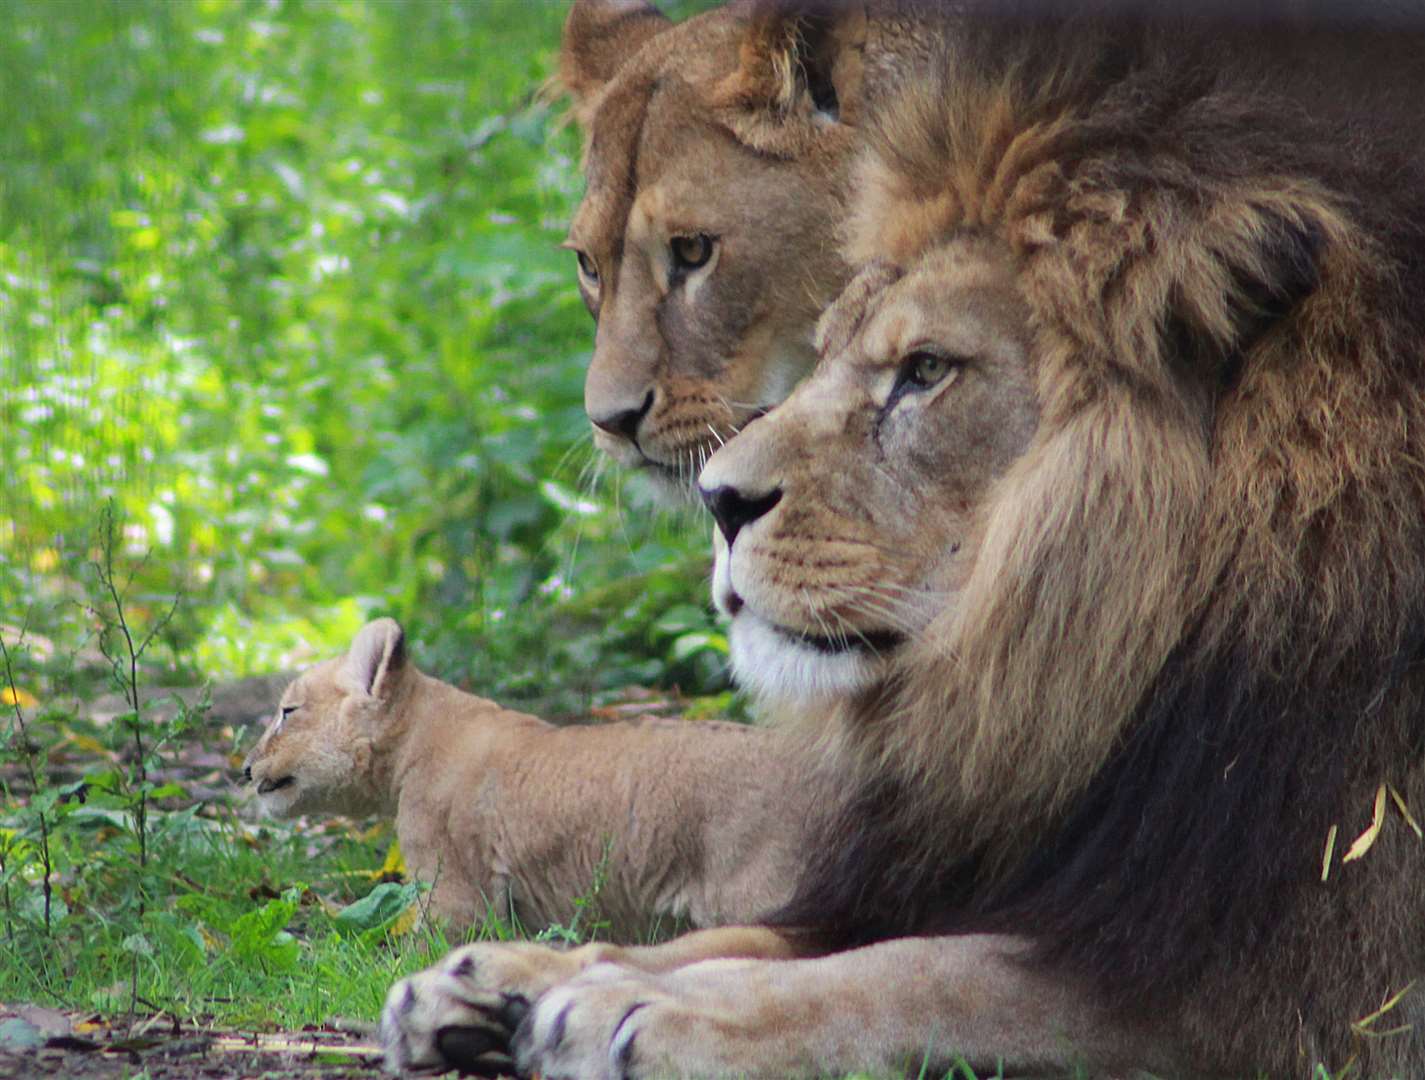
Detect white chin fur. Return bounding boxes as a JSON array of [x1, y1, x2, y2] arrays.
[[254, 789, 301, 819], [729, 613, 878, 706], [634, 465, 698, 508]]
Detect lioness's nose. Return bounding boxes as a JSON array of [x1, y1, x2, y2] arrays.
[[590, 388, 654, 443], [701, 484, 782, 547]]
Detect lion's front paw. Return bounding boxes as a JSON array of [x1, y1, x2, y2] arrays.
[[512, 966, 681, 1080], [380, 941, 587, 1075]]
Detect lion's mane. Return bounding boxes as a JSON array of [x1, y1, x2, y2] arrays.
[[772, 9, 1425, 1072]]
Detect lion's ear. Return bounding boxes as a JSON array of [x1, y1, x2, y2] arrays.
[[341, 618, 407, 702], [711, 0, 868, 154], [560, 0, 671, 112], [1169, 200, 1332, 382]]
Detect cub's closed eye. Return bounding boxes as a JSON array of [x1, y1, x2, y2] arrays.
[[575, 250, 599, 284], [280, 705, 298, 718], [671, 234, 715, 272]]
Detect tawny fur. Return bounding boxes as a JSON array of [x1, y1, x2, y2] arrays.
[[756, 16, 1425, 1076], [559, 0, 1425, 503], [378, 7, 1425, 1078], [243, 619, 800, 939], [557, 0, 939, 498]]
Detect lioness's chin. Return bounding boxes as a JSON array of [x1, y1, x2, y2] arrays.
[[633, 462, 700, 508], [729, 612, 886, 706]]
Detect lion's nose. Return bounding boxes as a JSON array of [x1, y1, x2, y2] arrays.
[[590, 388, 654, 443], [701, 484, 782, 547], [241, 765, 252, 785]]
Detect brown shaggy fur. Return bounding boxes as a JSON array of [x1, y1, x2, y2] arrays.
[[769, 9, 1425, 1076]]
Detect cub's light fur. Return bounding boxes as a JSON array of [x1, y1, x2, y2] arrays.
[[382, 6, 1425, 1078], [244, 618, 799, 938]]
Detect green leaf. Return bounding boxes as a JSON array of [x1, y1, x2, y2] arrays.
[[329, 880, 421, 935], [228, 887, 302, 968]]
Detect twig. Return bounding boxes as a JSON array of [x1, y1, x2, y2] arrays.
[[0, 630, 54, 933]]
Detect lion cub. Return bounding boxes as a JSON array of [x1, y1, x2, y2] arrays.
[[242, 618, 800, 939]]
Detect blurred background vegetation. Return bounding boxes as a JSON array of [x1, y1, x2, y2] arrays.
[[1, 0, 731, 718]]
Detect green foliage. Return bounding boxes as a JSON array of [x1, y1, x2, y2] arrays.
[[0, 0, 738, 1042], [0, 0, 730, 713]]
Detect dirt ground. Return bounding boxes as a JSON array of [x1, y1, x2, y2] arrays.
[[0, 1005, 394, 1079]]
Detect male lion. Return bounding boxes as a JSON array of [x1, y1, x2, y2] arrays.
[[244, 618, 799, 938], [382, 11, 1425, 1078]]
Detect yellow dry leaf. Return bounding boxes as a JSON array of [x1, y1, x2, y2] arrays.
[[387, 900, 421, 938], [1321, 824, 1338, 883], [353, 821, 389, 843], [1342, 784, 1389, 864], [1, 686, 38, 709], [380, 838, 406, 878], [1388, 785, 1423, 841], [60, 729, 108, 755]]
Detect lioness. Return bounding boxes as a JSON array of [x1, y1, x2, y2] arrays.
[[561, 0, 939, 499], [243, 618, 799, 938], [383, 8, 1425, 1077]]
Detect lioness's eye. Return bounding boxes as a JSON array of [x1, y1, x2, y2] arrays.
[[900, 350, 959, 391], [575, 250, 599, 285], [670, 234, 714, 272], [280, 704, 298, 718]]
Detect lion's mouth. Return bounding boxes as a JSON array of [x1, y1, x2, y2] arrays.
[[773, 624, 906, 657], [257, 776, 295, 795]]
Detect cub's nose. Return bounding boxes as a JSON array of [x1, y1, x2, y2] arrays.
[[589, 389, 654, 443], [701, 484, 782, 547], [241, 764, 252, 785]]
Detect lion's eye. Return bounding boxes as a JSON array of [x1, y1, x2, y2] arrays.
[[670, 234, 715, 273], [575, 250, 599, 285], [900, 350, 959, 391]]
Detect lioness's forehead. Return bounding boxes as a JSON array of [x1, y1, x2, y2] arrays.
[[567, 14, 750, 256], [574, 91, 746, 252]]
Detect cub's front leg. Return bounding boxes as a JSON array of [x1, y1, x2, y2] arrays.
[[380, 927, 797, 1075]]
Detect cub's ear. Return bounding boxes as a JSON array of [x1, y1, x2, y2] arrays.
[[560, 0, 670, 112], [711, 0, 868, 154], [341, 618, 407, 701]]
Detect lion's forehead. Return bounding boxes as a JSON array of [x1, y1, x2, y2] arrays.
[[852, 244, 1026, 365]]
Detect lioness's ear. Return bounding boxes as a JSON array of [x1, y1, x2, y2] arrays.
[[341, 618, 407, 701], [560, 0, 670, 113], [711, 0, 868, 154]]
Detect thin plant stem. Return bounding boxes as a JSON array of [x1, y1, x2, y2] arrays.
[[0, 634, 54, 934]]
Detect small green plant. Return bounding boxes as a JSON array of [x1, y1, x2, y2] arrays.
[[0, 629, 63, 936], [534, 835, 615, 946]]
